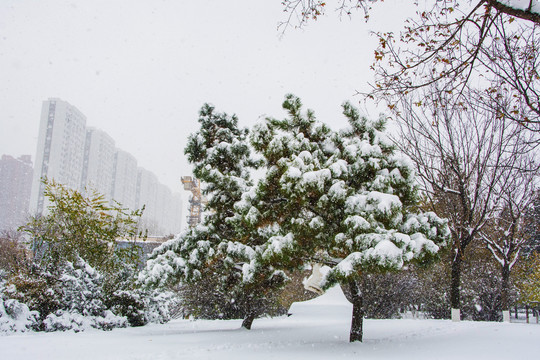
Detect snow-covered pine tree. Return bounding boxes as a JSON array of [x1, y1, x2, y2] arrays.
[[235, 95, 450, 342], [140, 104, 285, 328]]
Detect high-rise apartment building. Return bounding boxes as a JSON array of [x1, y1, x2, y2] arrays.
[[136, 167, 182, 235], [28, 98, 182, 234], [111, 149, 138, 210], [136, 167, 158, 218], [155, 183, 172, 232], [29, 98, 87, 215], [0, 154, 33, 230], [81, 127, 116, 198]]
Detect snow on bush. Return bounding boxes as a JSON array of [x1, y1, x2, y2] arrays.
[[43, 310, 127, 332], [59, 258, 106, 317], [1, 258, 173, 334], [0, 274, 39, 333], [142, 290, 175, 324], [0, 297, 39, 333]]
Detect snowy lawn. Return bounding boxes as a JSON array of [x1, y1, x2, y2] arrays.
[[2, 286, 538, 360]]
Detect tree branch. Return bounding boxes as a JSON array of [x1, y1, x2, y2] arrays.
[[486, 0, 540, 24]]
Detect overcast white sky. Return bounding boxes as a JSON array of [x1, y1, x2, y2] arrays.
[[0, 0, 413, 196]]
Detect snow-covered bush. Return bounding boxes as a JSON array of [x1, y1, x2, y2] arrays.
[[141, 289, 176, 324], [0, 298, 39, 333], [0, 180, 172, 334], [106, 290, 146, 327], [0, 275, 39, 333], [105, 288, 175, 327], [9, 258, 127, 332], [5, 266, 64, 327], [2, 257, 171, 333], [59, 258, 106, 317], [41, 258, 174, 330], [43, 309, 127, 332], [104, 257, 174, 326]]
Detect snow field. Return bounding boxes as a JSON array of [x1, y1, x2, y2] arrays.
[[1, 286, 538, 360]]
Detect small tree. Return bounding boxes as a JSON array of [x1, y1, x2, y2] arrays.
[[234, 95, 449, 341], [480, 169, 537, 321], [20, 179, 145, 275]]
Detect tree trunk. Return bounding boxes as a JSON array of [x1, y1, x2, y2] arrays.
[[241, 313, 256, 330], [501, 262, 511, 322], [450, 251, 462, 320], [348, 279, 364, 342]]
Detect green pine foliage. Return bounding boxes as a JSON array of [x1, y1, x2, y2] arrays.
[[186, 103, 256, 231], [141, 95, 449, 337], [235, 94, 449, 285], [141, 104, 286, 324], [231, 94, 450, 341]]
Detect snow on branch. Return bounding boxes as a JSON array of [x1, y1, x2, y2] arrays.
[[443, 187, 461, 195], [489, 1, 540, 24]]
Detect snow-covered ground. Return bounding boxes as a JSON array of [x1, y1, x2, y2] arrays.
[[2, 286, 538, 360]]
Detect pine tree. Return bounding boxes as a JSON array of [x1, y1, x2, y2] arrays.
[[234, 95, 449, 341], [141, 104, 286, 328]]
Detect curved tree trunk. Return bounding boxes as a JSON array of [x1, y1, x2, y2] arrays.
[[241, 313, 256, 330], [348, 279, 364, 342]]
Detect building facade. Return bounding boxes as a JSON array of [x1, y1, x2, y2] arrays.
[[28, 98, 182, 235], [81, 127, 115, 198], [111, 149, 138, 210], [29, 98, 87, 215], [136, 167, 182, 235], [0, 155, 33, 230]]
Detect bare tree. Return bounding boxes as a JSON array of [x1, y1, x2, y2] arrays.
[[280, 1, 540, 27], [371, 2, 540, 135], [479, 162, 537, 321], [280, 1, 540, 135], [393, 85, 536, 320]]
